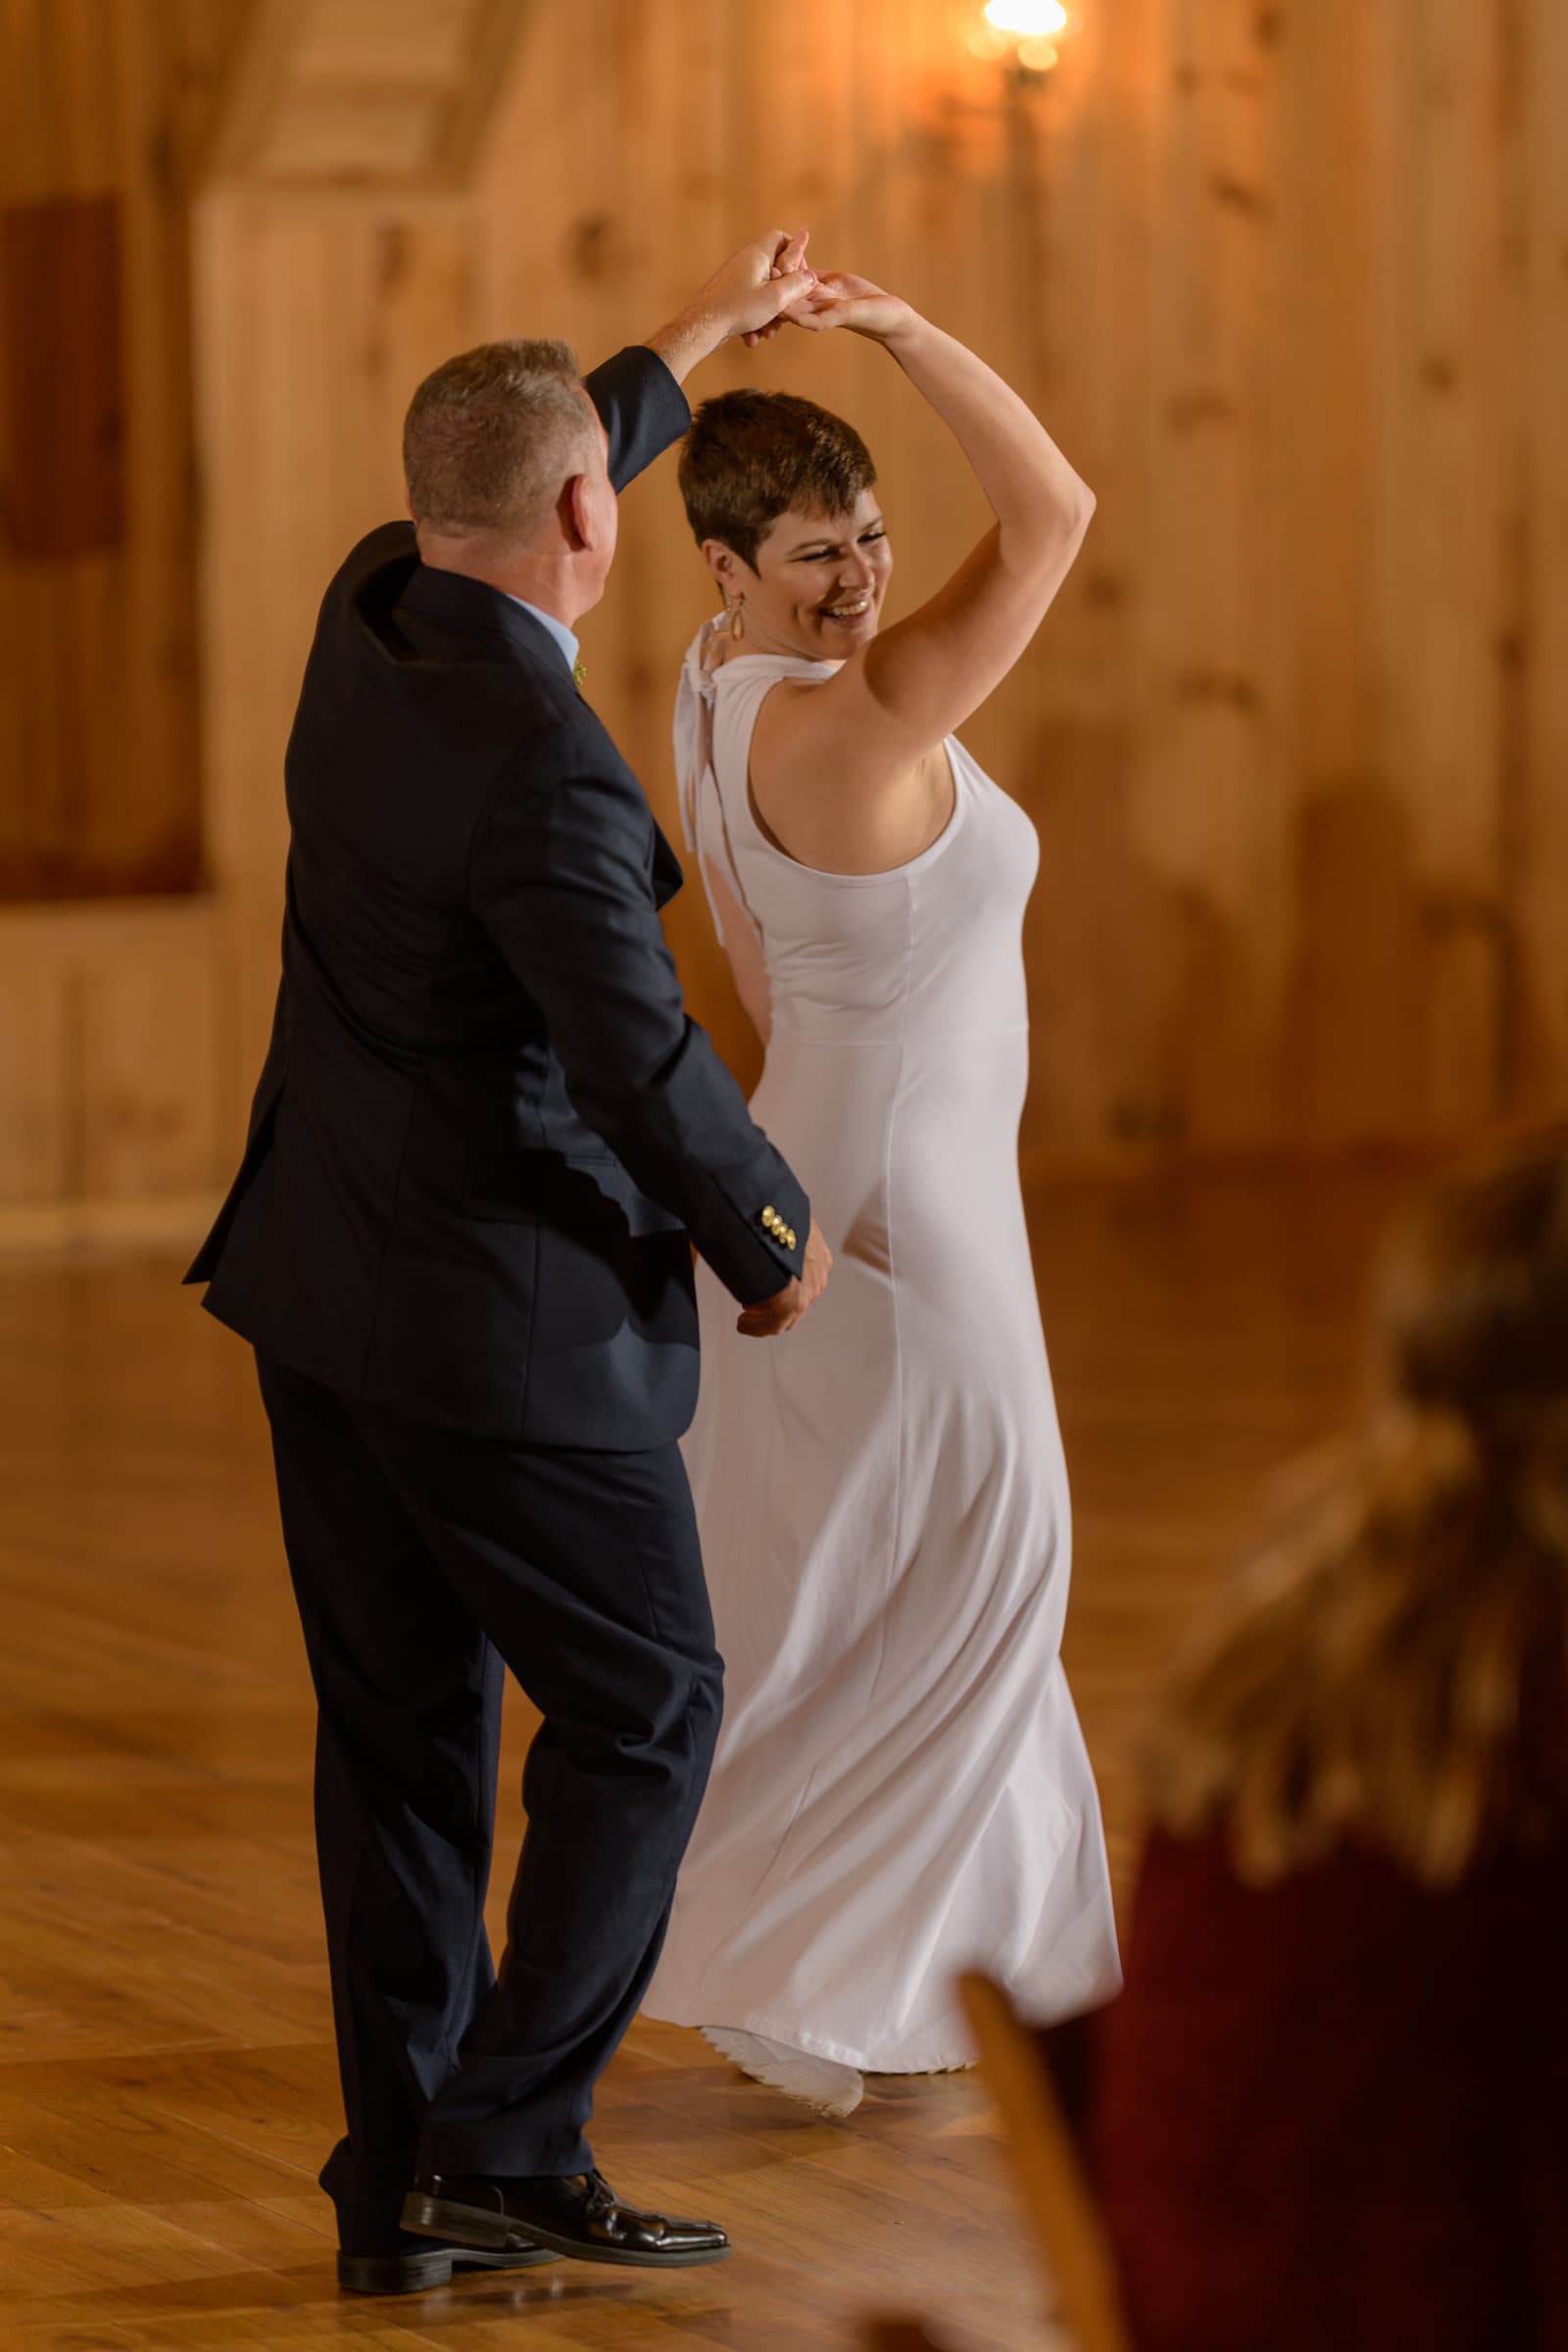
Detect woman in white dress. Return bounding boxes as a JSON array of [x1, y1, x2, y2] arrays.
[[642, 271, 1120, 2115]]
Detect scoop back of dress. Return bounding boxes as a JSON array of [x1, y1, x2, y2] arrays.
[[645, 635, 1120, 2069]]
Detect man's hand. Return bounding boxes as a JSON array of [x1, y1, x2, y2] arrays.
[[735, 1217, 833, 1339], [645, 231, 815, 384]]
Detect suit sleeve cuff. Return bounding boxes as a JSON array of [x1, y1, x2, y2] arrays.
[[631, 344, 693, 432], [735, 1166, 811, 1301], [583, 344, 692, 478]]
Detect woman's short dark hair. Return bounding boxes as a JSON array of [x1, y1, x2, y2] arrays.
[[679, 390, 877, 568]]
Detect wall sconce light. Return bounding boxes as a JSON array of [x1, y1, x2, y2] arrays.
[[968, 0, 1080, 82]]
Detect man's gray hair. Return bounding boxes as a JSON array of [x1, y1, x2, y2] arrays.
[[403, 338, 596, 535]]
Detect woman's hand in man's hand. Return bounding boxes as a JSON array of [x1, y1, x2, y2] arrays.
[[742, 227, 813, 347], [647, 232, 815, 382], [703, 229, 817, 343], [736, 1218, 833, 1339], [791, 273, 918, 346]]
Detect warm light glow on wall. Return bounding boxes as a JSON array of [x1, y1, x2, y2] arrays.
[[984, 0, 1068, 32], [969, 0, 1080, 76]]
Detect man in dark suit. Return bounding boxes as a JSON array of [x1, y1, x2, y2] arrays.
[[186, 233, 831, 2294]]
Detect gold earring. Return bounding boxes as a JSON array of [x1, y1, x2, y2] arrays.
[[727, 599, 746, 644]]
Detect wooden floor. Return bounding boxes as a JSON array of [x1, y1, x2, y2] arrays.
[[0, 1167, 1414, 2351]]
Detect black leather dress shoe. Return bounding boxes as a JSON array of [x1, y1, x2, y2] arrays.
[[402, 2169, 731, 2269], [337, 2237, 558, 2295]]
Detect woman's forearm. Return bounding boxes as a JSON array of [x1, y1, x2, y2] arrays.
[[881, 315, 1093, 562]]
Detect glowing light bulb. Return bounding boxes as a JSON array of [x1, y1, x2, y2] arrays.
[[983, 0, 1069, 36]]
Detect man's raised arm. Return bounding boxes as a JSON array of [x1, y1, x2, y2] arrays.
[[586, 231, 816, 492]]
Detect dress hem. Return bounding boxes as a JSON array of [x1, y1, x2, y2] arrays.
[[641, 2003, 976, 2076]]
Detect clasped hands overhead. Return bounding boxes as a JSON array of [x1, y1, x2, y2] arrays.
[[689, 227, 913, 350]]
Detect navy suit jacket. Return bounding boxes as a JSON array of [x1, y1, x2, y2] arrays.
[[187, 346, 808, 1446]]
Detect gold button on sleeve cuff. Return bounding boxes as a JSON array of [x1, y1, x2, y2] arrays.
[[759, 1203, 797, 1251]]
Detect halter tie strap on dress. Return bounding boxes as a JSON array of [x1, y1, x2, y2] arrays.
[[673, 623, 836, 949]]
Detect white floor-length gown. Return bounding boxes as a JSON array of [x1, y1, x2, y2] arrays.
[[643, 632, 1120, 2072]]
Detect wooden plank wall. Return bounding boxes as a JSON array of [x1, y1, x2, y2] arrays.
[[195, 184, 479, 1138], [210, 0, 528, 185], [178, 0, 1568, 1169], [0, 0, 252, 1236], [0, 0, 248, 899], [0, 897, 225, 1235], [0, 0, 526, 1231]]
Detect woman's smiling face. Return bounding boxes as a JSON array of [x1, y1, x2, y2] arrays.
[[705, 489, 894, 662]]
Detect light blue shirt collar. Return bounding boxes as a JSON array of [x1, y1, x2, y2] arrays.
[[504, 594, 579, 680]]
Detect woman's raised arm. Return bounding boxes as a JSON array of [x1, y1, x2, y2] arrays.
[[760, 280, 1093, 798]]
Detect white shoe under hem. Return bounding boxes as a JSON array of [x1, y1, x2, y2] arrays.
[[701, 2026, 865, 2118]]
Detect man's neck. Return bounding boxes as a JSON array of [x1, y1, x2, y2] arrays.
[[416, 537, 585, 633]]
